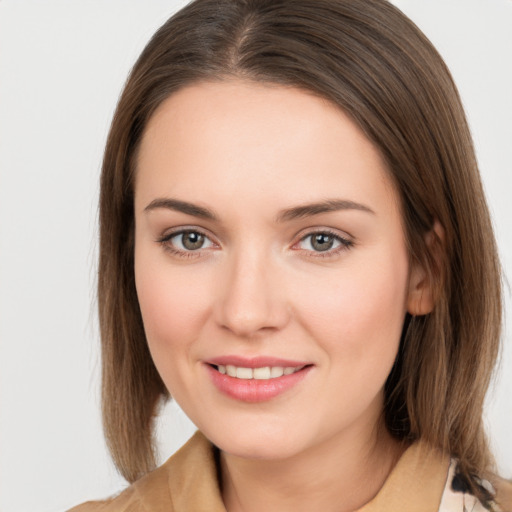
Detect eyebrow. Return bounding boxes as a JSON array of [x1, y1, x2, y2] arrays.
[[144, 198, 218, 220], [143, 197, 375, 222], [275, 199, 375, 222]]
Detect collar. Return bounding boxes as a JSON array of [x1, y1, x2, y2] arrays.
[[356, 438, 450, 512], [135, 431, 450, 512]]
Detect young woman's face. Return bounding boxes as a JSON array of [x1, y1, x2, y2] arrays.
[[134, 80, 420, 460]]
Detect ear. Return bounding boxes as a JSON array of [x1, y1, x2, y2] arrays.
[[406, 220, 445, 316]]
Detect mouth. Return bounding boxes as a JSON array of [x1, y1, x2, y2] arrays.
[[210, 364, 307, 380], [204, 357, 313, 402]]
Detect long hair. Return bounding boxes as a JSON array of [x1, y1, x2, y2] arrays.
[[98, 0, 502, 496]]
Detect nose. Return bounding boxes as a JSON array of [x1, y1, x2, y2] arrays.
[[214, 248, 290, 338]]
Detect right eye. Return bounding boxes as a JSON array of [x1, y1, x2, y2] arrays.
[[158, 229, 216, 257], [170, 230, 213, 250]]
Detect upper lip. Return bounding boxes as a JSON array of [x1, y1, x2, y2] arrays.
[[206, 355, 311, 368]]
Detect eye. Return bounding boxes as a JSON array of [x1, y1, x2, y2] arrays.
[[295, 230, 353, 255], [172, 230, 212, 251], [158, 229, 215, 256]]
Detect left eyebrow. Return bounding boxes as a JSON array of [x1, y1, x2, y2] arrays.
[[275, 199, 375, 223]]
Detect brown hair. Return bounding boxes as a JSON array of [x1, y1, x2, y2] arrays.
[[98, 0, 502, 497]]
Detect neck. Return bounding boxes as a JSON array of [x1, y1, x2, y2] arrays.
[[219, 417, 406, 512]]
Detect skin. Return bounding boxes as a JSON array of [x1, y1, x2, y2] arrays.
[[134, 80, 433, 512]]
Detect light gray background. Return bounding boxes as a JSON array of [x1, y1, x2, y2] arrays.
[[0, 1, 511, 511]]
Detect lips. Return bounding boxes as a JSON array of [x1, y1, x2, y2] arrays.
[[205, 356, 313, 402]]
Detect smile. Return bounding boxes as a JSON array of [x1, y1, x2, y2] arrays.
[[205, 358, 313, 402], [216, 365, 304, 380]]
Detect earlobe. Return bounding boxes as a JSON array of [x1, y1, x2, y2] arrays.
[[406, 220, 445, 316]]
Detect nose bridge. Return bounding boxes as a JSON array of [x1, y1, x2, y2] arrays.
[[215, 242, 288, 337]]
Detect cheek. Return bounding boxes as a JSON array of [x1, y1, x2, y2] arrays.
[[134, 248, 214, 374], [297, 250, 409, 373]]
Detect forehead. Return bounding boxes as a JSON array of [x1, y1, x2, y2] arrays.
[[135, 79, 399, 219]]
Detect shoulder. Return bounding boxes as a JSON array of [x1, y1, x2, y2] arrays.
[[494, 477, 512, 512], [66, 492, 135, 512], [66, 483, 138, 512], [67, 431, 223, 512], [66, 463, 168, 512]]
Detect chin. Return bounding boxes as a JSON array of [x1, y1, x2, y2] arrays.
[[199, 418, 317, 461]]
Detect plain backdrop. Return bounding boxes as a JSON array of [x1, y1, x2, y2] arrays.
[[0, 1, 511, 511]]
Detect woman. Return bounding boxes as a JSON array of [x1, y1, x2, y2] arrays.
[[70, 0, 511, 510]]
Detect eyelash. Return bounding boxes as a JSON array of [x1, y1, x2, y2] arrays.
[[157, 228, 354, 260], [157, 228, 215, 260], [294, 229, 354, 258]]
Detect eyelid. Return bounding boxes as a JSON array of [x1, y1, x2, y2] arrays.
[[156, 226, 220, 258], [291, 227, 354, 257], [156, 225, 353, 260], [158, 226, 213, 242], [293, 226, 353, 243]]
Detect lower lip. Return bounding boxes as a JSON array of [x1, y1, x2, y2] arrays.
[[205, 364, 312, 402]]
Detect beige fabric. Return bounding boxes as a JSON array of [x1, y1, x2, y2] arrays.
[[68, 432, 224, 512], [69, 431, 512, 512], [356, 440, 449, 512], [496, 478, 512, 512]]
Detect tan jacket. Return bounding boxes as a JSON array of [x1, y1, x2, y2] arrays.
[[69, 431, 512, 512]]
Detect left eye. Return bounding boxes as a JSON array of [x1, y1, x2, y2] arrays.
[[168, 230, 214, 251], [297, 232, 349, 252]]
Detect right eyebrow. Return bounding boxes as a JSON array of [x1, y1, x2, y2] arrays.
[[143, 198, 218, 221]]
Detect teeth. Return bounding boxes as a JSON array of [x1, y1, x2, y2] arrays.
[[216, 365, 302, 380], [270, 367, 284, 378], [253, 367, 271, 379], [236, 367, 253, 379]]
